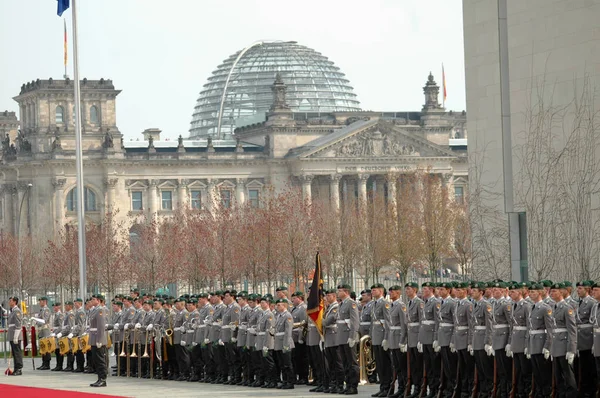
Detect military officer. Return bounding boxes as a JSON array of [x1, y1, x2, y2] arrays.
[[528, 283, 553, 398], [256, 296, 277, 388], [307, 291, 326, 392], [490, 281, 512, 397], [276, 286, 290, 305], [470, 283, 493, 398], [119, 296, 136, 377], [108, 301, 124, 376], [359, 289, 374, 337], [188, 296, 203, 381], [151, 299, 166, 378], [453, 282, 474, 397], [173, 297, 191, 381], [575, 280, 597, 396], [72, 298, 87, 372], [7, 296, 23, 376], [221, 290, 241, 384], [508, 283, 532, 397], [209, 291, 227, 383], [335, 284, 359, 395], [61, 301, 76, 372], [88, 294, 108, 387], [138, 299, 156, 378], [290, 291, 308, 385], [419, 281, 440, 398], [434, 282, 457, 398], [195, 293, 212, 382], [34, 296, 52, 370], [388, 285, 408, 398], [549, 282, 577, 397], [323, 288, 344, 394], [370, 283, 392, 397], [563, 282, 578, 310], [405, 281, 423, 398], [542, 280, 555, 305], [51, 302, 65, 371], [247, 294, 264, 387], [273, 298, 295, 389], [236, 291, 251, 385]]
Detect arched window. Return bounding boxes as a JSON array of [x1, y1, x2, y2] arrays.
[[90, 106, 99, 124], [66, 187, 97, 212], [55, 106, 64, 123]]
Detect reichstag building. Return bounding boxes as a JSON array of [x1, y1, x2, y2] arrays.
[[0, 41, 467, 240]]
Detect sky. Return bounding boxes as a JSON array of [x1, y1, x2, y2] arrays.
[[0, 0, 466, 141]]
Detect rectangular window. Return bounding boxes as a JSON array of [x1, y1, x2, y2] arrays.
[[221, 190, 231, 209], [454, 186, 464, 203], [248, 189, 260, 208], [191, 190, 202, 209], [131, 191, 143, 211], [161, 191, 173, 210]]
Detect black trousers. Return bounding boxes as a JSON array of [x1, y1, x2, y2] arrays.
[[338, 343, 359, 389], [224, 342, 241, 380], [423, 344, 440, 393], [390, 348, 408, 393], [215, 344, 227, 378], [457, 349, 474, 395], [473, 350, 493, 396], [43, 352, 51, 366], [307, 344, 325, 386], [92, 345, 108, 381], [324, 345, 344, 389], [10, 341, 23, 370], [204, 345, 215, 379], [251, 348, 264, 383], [553, 355, 577, 398], [261, 349, 276, 383], [440, 346, 457, 396], [175, 344, 190, 377], [292, 342, 309, 381], [191, 344, 203, 376], [54, 348, 64, 367], [86, 349, 95, 370], [494, 348, 512, 397], [75, 351, 85, 369], [372, 344, 392, 392], [577, 349, 596, 396], [531, 354, 551, 397], [65, 352, 74, 368], [513, 352, 532, 396], [275, 350, 295, 385], [238, 346, 250, 381], [408, 346, 423, 391]]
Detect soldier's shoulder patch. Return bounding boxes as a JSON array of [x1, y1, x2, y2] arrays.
[[547, 309, 552, 315], [568, 309, 573, 315], [210, 310, 214, 315], [487, 305, 492, 312], [436, 303, 441, 309], [287, 318, 292, 322], [269, 317, 273, 321], [469, 305, 473, 311], [99, 311, 103, 316], [234, 309, 239, 313], [352, 303, 357, 309], [333, 309, 337, 313], [506, 305, 511, 311], [385, 303, 390, 309], [130, 309, 135, 315], [420, 302, 424, 309], [402, 305, 407, 312]]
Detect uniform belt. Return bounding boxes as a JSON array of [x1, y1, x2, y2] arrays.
[[89, 328, 98, 331], [360, 322, 371, 326], [187, 330, 194, 333], [199, 325, 206, 328], [222, 325, 234, 329], [421, 320, 435, 325], [529, 330, 546, 335], [239, 325, 247, 330], [8, 324, 15, 327], [275, 332, 285, 336], [456, 326, 469, 331], [493, 324, 509, 329], [595, 328, 600, 333], [578, 324, 593, 329], [257, 332, 266, 336], [408, 322, 420, 327], [336, 320, 347, 324], [308, 324, 316, 328], [474, 326, 486, 330], [390, 326, 402, 330], [513, 326, 527, 331], [439, 323, 453, 327], [553, 328, 567, 333]]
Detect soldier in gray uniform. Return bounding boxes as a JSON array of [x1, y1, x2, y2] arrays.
[[434, 282, 457, 398], [549, 282, 577, 397], [388, 285, 408, 398], [209, 291, 227, 383], [528, 283, 553, 398], [72, 298, 87, 372], [453, 282, 473, 398], [89, 294, 108, 387], [542, 280, 555, 305], [119, 296, 136, 376], [323, 288, 344, 394], [575, 280, 597, 396], [405, 281, 423, 398], [221, 289, 241, 384], [370, 283, 392, 397], [198, 293, 215, 382], [336, 284, 359, 395], [247, 294, 264, 386], [51, 302, 65, 371], [61, 301, 76, 372], [470, 283, 493, 398], [191, 294, 209, 381], [563, 282, 578, 310], [256, 296, 276, 388], [306, 288, 326, 392], [490, 281, 512, 397], [173, 297, 191, 381], [7, 296, 23, 375], [273, 298, 295, 389], [359, 289, 374, 337], [138, 299, 156, 378], [236, 291, 251, 385], [108, 300, 124, 376], [34, 296, 52, 370], [508, 283, 532, 397], [290, 291, 308, 384], [419, 281, 440, 398], [591, 282, 600, 393]]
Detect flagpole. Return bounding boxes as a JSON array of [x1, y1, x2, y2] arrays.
[[71, 0, 88, 298]]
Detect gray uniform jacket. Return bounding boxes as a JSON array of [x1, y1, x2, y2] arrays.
[[359, 300, 374, 336], [52, 311, 64, 334], [209, 302, 225, 343], [307, 317, 321, 347], [370, 298, 390, 346], [256, 308, 274, 350], [108, 310, 123, 343], [323, 302, 339, 348], [591, 303, 600, 357], [436, 297, 455, 347], [140, 310, 156, 344], [509, 299, 531, 353], [173, 309, 189, 345], [528, 301, 553, 355], [89, 306, 107, 346], [237, 304, 251, 348], [62, 310, 75, 335], [37, 306, 52, 338], [220, 302, 240, 343], [247, 307, 262, 349], [388, 299, 408, 348], [119, 305, 136, 342], [274, 310, 294, 351], [72, 307, 86, 336], [185, 309, 199, 346], [336, 297, 359, 346], [291, 303, 307, 343], [492, 299, 512, 350], [471, 299, 492, 350], [550, 299, 577, 357], [152, 309, 166, 340], [565, 296, 578, 310], [454, 298, 473, 350], [8, 306, 23, 342], [577, 295, 596, 350], [196, 304, 211, 344], [407, 297, 423, 348], [418, 297, 439, 345]]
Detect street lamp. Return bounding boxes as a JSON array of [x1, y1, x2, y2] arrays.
[[16, 183, 33, 296]]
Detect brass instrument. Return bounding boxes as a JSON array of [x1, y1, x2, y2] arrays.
[[165, 309, 174, 345], [130, 329, 138, 358], [293, 320, 308, 340], [359, 335, 376, 385], [107, 331, 112, 349], [58, 336, 70, 355], [119, 331, 128, 357], [142, 329, 150, 358]]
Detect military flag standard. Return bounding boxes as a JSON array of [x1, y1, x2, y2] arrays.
[[307, 252, 325, 335], [57, 0, 70, 16]]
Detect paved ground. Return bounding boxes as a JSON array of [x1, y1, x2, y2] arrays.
[[0, 357, 380, 397]]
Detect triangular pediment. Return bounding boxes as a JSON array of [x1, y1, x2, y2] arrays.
[[295, 120, 456, 159]]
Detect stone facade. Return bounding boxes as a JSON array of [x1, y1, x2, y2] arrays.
[[0, 74, 468, 240]]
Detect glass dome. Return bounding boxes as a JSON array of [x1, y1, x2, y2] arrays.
[[189, 41, 361, 139]]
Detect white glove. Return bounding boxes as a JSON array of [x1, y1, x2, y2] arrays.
[[124, 323, 130, 330], [232, 337, 237, 343], [468, 344, 474, 356], [181, 328, 186, 334], [181, 340, 186, 346], [204, 338, 210, 344], [484, 344, 492, 356], [50, 333, 56, 337], [400, 344, 407, 353], [114, 323, 119, 329], [96, 343, 103, 348], [298, 339, 304, 344], [193, 324, 198, 330], [283, 346, 290, 353], [505, 344, 512, 358], [382, 339, 389, 351], [218, 339, 224, 346], [56, 333, 62, 339], [417, 342, 423, 353], [147, 324, 153, 331], [262, 346, 268, 354], [432, 340, 439, 351], [524, 347, 528, 356], [68, 333, 73, 339], [566, 352, 575, 365], [348, 338, 356, 348], [135, 323, 141, 329], [192, 342, 198, 346], [449, 342, 456, 353], [434, 344, 441, 353]]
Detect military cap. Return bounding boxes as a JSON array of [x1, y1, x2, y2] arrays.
[[508, 283, 521, 290], [265, 293, 274, 299], [439, 282, 452, 289], [131, 288, 139, 293], [350, 291, 356, 300], [529, 283, 542, 290], [175, 296, 186, 302], [492, 279, 504, 283], [260, 296, 272, 303], [405, 282, 419, 289], [541, 280, 553, 287], [550, 282, 563, 290], [421, 281, 435, 288], [166, 299, 174, 305], [471, 282, 486, 290], [161, 294, 168, 299], [455, 282, 469, 289], [576, 280, 592, 287], [155, 299, 164, 305], [592, 281, 600, 289], [388, 285, 402, 291], [224, 289, 237, 297], [323, 288, 336, 295], [74, 298, 83, 303], [237, 291, 248, 299], [188, 298, 198, 304], [65, 301, 73, 305], [96, 294, 105, 301], [274, 298, 288, 304], [53, 302, 61, 306], [337, 284, 351, 291], [370, 283, 385, 290], [491, 281, 506, 288], [143, 300, 154, 305], [291, 291, 304, 298], [198, 293, 209, 299], [360, 289, 372, 295], [562, 281, 573, 287], [214, 290, 224, 297], [113, 301, 123, 307], [275, 286, 288, 292], [38, 296, 49, 301]]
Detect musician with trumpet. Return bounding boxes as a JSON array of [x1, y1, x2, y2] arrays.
[[137, 299, 156, 379], [60, 301, 76, 372], [335, 284, 360, 395], [388, 285, 408, 398], [51, 302, 65, 371], [34, 296, 52, 370], [236, 291, 251, 385], [107, 300, 124, 376]]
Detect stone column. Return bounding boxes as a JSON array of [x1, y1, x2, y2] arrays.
[[207, 179, 217, 211], [149, 179, 159, 216], [103, 178, 118, 212], [178, 179, 188, 209], [329, 174, 341, 211], [300, 175, 314, 205], [3, 184, 16, 235], [235, 178, 246, 207], [386, 174, 397, 214], [358, 174, 369, 206], [52, 178, 66, 233]]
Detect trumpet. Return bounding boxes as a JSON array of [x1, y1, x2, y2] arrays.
[[119, 330, 128, 357], [142, 329, 150, 358], [130, 329, 138, 358]]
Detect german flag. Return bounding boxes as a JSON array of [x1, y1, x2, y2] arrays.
[[307, 252, 324, 335]]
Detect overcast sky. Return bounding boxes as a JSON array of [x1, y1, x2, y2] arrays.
[[0, 0, 465, 140]]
